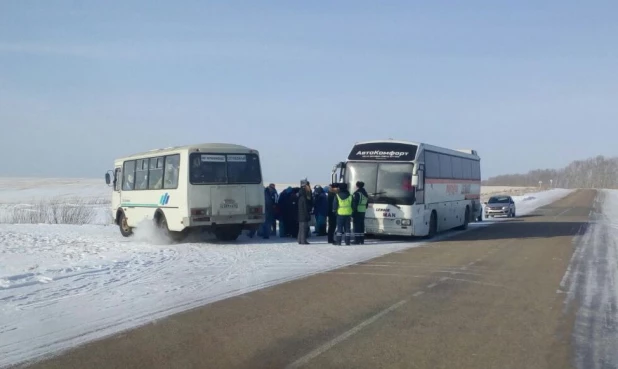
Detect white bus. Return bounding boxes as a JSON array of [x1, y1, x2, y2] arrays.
[[105, 143, 265, 242], [331, 140, 482, 238]]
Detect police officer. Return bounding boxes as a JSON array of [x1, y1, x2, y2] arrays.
[[352, 181, 369, 244], [332, 183, 352, 245]]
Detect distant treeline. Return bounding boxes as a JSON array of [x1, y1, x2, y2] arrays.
[[482, 155, 618, 189]]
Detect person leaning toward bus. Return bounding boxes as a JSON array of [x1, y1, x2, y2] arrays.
[[352, 181, 369, 245], [327, 183, 340, 244], [332, 183, 352, 245]]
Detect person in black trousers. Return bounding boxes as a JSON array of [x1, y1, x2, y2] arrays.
[[327, 183, 340, 244]]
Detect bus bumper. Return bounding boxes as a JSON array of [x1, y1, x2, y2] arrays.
[[187, 214, 264, 227], [364, 217, 413, 236]]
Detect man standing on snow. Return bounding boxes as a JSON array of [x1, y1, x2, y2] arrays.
[[297, 179, 312, 244], [327, 183, 340, 244], [312, 185, 328, 236], [332, 183, 352, 245], [352, 181, 369, 244]]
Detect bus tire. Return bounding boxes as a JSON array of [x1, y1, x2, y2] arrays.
[[425, 211, 437, 239], [117, 211, 133, 237], [156, 212, 188, 242], [456, 206, 470, 230]]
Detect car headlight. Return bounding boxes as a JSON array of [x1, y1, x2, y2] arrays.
[[502, 206, 509, 210]]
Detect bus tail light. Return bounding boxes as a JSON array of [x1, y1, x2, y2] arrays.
[[191, 207, 211, 216], [247, 205, 263, 214]]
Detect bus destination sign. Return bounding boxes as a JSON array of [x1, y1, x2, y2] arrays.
[[348, 142, 418, 161]]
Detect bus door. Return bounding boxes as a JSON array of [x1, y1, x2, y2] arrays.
[[331, 162, 346, 184], [106, 167, 122, 215]]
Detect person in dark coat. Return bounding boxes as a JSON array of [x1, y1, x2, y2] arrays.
[[297, 180, 312, 244], [286, 187, 300, 238], [259, 186, 277, 239], [351, 181, 369, 244], [312, 185, 328, 236], [332, 183, 352, 245], [277, 187, 291, 237], [327, 183, 340, 244]]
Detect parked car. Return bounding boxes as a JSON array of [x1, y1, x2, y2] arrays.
[[484, 195, 516, 218]]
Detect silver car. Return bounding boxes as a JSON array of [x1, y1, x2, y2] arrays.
[[484, 195, 516, 218]]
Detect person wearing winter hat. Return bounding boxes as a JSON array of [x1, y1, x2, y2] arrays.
[[352, 181, 369, 244], [332, 182, 352, 245], [327, 183, 340, 244]]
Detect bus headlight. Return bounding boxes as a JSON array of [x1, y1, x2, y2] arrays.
[[401, 219, 412, 226]]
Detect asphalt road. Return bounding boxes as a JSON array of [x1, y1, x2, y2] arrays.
[[20, 189, 597, 369]]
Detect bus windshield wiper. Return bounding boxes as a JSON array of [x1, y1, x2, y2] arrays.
[[378, 194, 401, 209]]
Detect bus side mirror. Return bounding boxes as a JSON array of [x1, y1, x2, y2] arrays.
[[105, 172, 111, 185]]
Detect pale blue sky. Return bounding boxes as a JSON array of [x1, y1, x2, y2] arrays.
[[1, 1, 616, 183]]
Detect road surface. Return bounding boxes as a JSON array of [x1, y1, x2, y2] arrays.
[[20, 190, 597, 369]]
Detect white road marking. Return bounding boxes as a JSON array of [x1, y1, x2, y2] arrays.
[[285, 299, 408, 369], [413, 291, 424, 297]]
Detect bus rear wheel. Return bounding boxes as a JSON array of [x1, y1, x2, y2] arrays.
[[157, 213, 188, 242], [456, 207, 470, 230], [118, 212, 133, 237]]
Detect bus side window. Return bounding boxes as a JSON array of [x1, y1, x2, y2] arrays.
[[164, 154, 180, 189]]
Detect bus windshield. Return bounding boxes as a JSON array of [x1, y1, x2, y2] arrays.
[[346, 162, 415, 205], [189, 153, 262, 185]]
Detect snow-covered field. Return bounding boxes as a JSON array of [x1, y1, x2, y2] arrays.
[[0, 178, 573, 368]]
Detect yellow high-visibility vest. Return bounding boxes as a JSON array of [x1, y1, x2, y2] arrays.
[[356, 192, 368, 213], [337, 194, 353, 216]]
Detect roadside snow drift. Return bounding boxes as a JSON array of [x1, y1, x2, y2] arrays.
[[560, 189, 618, 369], [0, 187, 572, 367]]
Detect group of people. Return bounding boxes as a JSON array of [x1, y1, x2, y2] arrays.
[[249, 180, 369, 246]]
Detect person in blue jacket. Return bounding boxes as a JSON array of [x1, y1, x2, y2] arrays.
[[312, 185, 328, 236]]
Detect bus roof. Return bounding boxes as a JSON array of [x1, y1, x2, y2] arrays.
[[115, 143, 258, 162]]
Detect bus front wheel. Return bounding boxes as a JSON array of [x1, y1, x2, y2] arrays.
[[118, 212, 133, 237], [425, 211, 437, 239]]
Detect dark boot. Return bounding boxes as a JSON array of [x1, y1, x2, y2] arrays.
[[360, 235, 365, 244], [334, 235, 342, 245], [344, 234, 351, 246]]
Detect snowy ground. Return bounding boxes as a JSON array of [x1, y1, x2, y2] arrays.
[[559, 189, 618, 369], [0, 179, 573, 367]]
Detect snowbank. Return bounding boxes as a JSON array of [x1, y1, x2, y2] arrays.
[[0, 184, 573, 367], [559, 190, 618, 369]]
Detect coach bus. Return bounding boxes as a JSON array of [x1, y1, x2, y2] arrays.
[[105, 143, 265, 242], [331, 140, 482, 238]]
